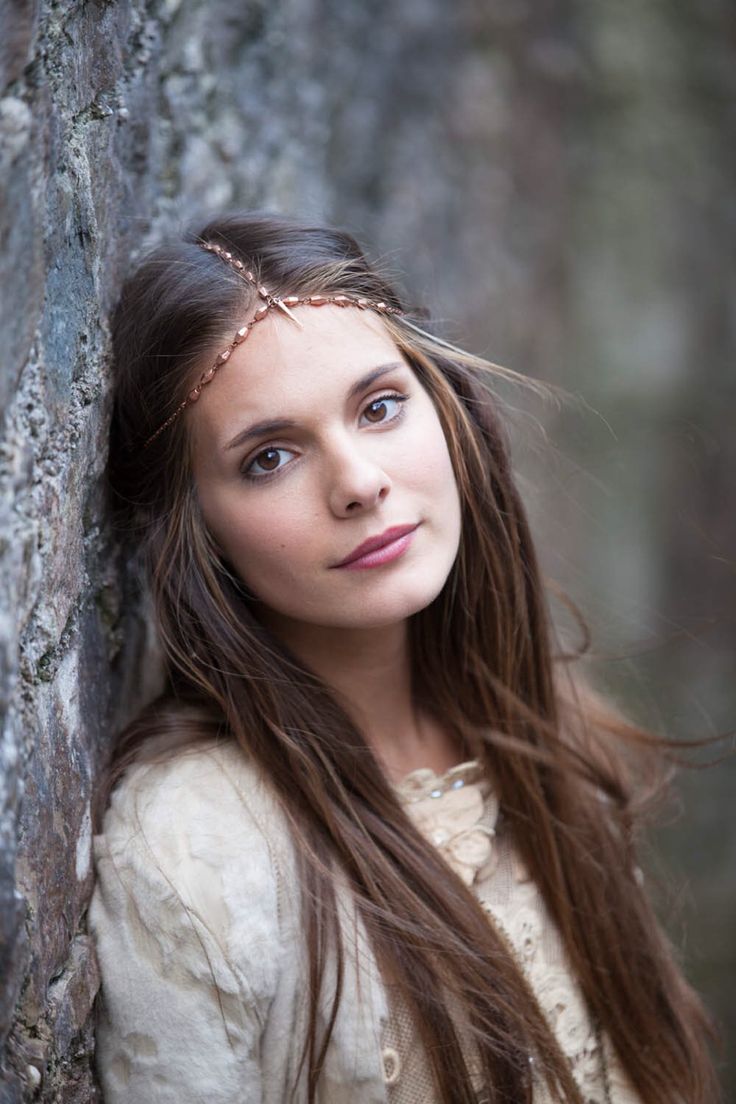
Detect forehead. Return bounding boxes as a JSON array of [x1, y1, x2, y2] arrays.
[[187, 305, 407, 453]]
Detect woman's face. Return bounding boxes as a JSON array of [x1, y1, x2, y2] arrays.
[[188, 305, 463, 633]]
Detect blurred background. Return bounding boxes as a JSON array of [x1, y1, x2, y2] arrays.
[[326, 3, 736, 1081], [325, 4, 736, 1088], [1, 0, 733, 1098]]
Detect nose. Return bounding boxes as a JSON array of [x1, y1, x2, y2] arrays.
[[326, 434, 391, 516]]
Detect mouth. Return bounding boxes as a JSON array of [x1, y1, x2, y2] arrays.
[[331, 523, 421, 569]]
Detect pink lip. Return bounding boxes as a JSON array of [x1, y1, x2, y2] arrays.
[[332, 523, 421, 569]]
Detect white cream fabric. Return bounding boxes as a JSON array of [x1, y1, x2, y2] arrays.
[[89, 738, 640, 1103], [384, 762, 642, 1104]]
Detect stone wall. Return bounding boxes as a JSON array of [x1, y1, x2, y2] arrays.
[[0, 0, 346, 1096], [0, 1, 492, 1096]]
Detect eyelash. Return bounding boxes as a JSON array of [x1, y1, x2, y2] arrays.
[[239, 392, 410, 483]]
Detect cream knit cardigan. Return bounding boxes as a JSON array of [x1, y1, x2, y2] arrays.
[[89, 737, 393, 1104]]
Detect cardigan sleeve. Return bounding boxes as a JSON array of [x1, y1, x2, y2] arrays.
[[88, 743, 282, 1104]]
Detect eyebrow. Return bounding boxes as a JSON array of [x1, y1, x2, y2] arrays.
[[222, 361, 408, 453]]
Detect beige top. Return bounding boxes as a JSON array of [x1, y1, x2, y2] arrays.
[[89, 739, 642, 1103], [382, 759, 642, 1104]]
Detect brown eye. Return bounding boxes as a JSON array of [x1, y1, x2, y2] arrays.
[[255, 448, 281, 471], [240, 393, 410, 484], [364, 399, 390, 423], [240, 445, 296, 481], [360, 393, 409, 426]]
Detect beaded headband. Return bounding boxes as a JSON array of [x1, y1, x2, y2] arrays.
[[141, 239, 404, 449]]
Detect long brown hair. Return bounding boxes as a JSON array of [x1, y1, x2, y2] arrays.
[[99, 210, 722, 1103]]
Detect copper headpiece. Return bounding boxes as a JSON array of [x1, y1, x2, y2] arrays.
[[141, 240, 404, 449]]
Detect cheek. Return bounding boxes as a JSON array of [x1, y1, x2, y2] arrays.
[[406, 407, 459, 499], [221, 499, 313, 573], [198, 484, 293, 575]]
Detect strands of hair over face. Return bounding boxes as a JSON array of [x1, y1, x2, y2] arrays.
[[100, 211, 722, 1104]]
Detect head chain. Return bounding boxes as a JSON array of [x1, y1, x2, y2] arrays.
[[141, 239, 404, 449]]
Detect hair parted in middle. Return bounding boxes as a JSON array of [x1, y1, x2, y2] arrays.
[[102, 210, 721, 1104]]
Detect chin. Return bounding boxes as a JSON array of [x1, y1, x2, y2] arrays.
[[327, 572, 451, 629]]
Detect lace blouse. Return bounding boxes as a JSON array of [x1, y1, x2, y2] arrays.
[[380, 759, 642, 1104], [89, 740, 644, 1103]]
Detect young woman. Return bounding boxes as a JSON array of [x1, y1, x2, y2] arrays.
[[89, 211, 721, 1104]]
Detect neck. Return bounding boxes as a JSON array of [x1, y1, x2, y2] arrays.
[[259, 613, 463, 783]]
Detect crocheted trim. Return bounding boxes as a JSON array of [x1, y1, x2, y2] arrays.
[[392, 760, 499, 886]]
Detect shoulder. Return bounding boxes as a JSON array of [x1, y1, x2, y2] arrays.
[[100, 734, 287, 840], [90, 737, 295, 1002], [89, 738, 296, 1101], [99, 736, 289, 866]]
